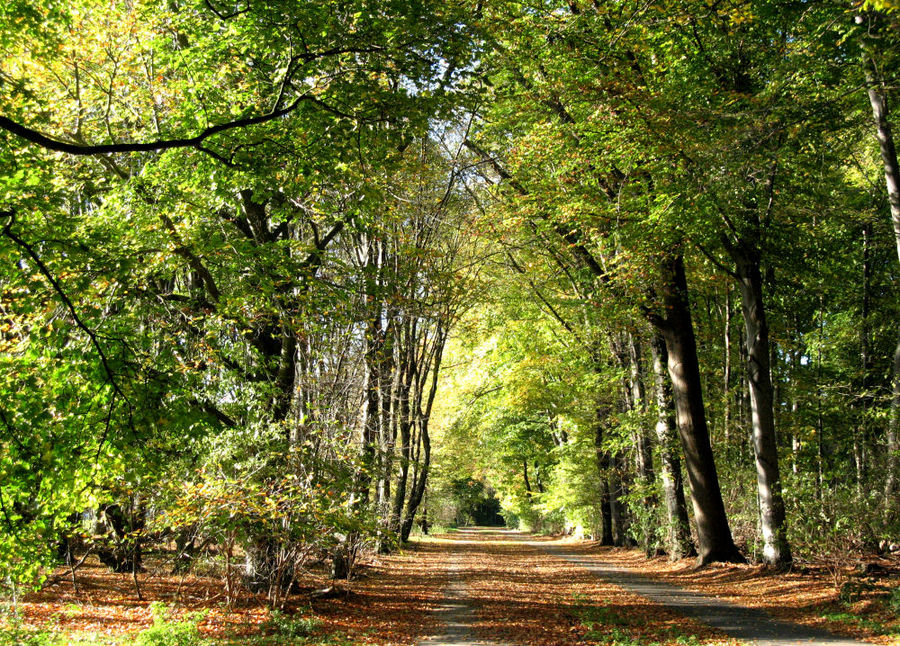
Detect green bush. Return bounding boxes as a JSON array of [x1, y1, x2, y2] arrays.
[[134, 603, 207, 646], [887, 586, 900, 615], [262, 609, 322, 639]]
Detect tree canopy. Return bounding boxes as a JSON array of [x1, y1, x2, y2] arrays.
[[0, 0, 898, 603]]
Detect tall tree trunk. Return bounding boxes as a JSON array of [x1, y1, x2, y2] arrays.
[[863, 48, 900, 265], [390, 327, 416, 536], [628, 334, 654, 483], [609, 454, 631, 546], [400, 327, 446, 542], [273, 328, 296, 423], [732, 246, 792, 567], [336, 238, 383, 578], [627, 332, 655, 553], [861, 31, 900, 514], [523, 459, 533, 498], [739, 332, 751, 457], [593, 402, 615, 545], [651, 334, 694, 560], [647, 252, 744, 565], [609, 336, 635, 547], [887, 336, 900, 510], [855, 223, 873, 496], [724, 287, 733, 445], [376, 321, 401, 554]]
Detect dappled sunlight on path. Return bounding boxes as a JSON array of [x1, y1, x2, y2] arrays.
[[417, 527, 737, 645]]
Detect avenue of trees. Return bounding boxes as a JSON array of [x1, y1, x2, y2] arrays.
[[1, 0, 899, 603]]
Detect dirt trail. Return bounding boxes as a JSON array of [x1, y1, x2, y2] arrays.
[[417, 528, 874, 646], [543, 543, 867, 646], [417, 528, 730, 645], [418, 549, 502, 646]]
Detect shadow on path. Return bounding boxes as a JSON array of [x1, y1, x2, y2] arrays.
[[418, 528, 873, 645], [418, 531, 509, 645], [542, 543, 868, 646]]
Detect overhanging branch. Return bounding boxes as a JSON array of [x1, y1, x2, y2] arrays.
[[0, 94, 307, 157]]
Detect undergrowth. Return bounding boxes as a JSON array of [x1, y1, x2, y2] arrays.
[[0, 602, 350, 646], [570, 593, 705, 645]]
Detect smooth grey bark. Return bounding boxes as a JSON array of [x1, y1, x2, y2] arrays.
[[863, 48, 900, 265], [861, 37, 900, 509], [646, 253, 744, 565], [731, 245, 792, 567], [651, 334, 694, 560], [628, 334, 654, 483], [376, 320, 396, 503], [608, 454, 629, 547], [335, 237, 383, 578], [390, 324, 416, 536], [627, 332, 656, 553]]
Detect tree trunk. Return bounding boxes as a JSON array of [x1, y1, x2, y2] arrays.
[[863, 50, 900, 265], [523, 459, 533, 497], [593, 406, 615, 545], [390, 330, 416, 536], [886, 335, 900, 511], [648, 252, 744, 565], [724, 287, 733, 445], [609, 454, 631, 546], [651, 334, 694, 560], [400, 426, 428, 542], [732, 247, 792, 567], [337, 237, 383, 578], [400, 327, 446, 542], [855, 223, 873, 496], [861, 42, 900, 516], [627, 332, 656, 553]]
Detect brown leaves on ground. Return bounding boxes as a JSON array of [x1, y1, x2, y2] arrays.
[[7, 532, 899, 645], [427, 529, 739, 645], [14, 557, 270, 639], [9, 544, 449, 645], [559, 540, 900, 645], [311, 540, 449, 644]]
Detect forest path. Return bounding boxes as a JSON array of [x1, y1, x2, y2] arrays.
[[415, 528, 872, 646]]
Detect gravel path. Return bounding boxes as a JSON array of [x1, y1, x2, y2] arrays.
[[417, 546, 507, 646], [541, 541, 870, 646], [417, 529, 874, 646]]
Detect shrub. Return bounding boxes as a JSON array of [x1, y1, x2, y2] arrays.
[[134, 603, 207, 646]]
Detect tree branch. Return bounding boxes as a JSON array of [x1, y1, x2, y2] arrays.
[[1, 211, 131, 410], [0, 93, 308, 157]]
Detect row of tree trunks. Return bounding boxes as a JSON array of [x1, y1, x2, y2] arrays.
[[648, 252, 745, 566], [466, 138, 743, 564], [352, 194, 460, 562]]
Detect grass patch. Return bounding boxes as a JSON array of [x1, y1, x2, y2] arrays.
[[0, 602, 354, 646], [821, 611, 899, 637], [570, 593, 708, 645], [820, 579, 900, 639]]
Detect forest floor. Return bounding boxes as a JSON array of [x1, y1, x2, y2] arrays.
[[1, 528, 899, 645]]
